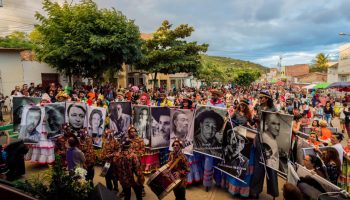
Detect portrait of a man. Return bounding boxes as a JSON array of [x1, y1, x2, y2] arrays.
[[169, 109, 194, 153], [260, 111, 293, 173], [217, 126, 250, 181], [19, 106, 42, 142], [44, 103, 65, 138], [150, 107, 171, 149], [133, 106, 151, 146], [109, 102, 131, 138], [13, 97, 41, 133], [66, 102, 87, 130], [193, 106, 227, 157]]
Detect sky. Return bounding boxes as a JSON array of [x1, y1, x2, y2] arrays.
[[1, 0, 350, 67]]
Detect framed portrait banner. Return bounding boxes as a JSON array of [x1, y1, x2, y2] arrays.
[[169, 108, 194, 154], [193, 105, 228, 158], [150, 106, 171, 149], [44, 103, 65, 139], [215, 125, 256, 184], [133, 105, 151, 147], [109, 102, 132, 138], [87, 106, 107, 148], [65, 102, 88, 129], [18, 105, 44, 143], [260, 111, 293, 174], [12, 97, 41, 133]]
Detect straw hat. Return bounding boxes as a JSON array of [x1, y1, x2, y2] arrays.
[[319, 120, 328, 127]]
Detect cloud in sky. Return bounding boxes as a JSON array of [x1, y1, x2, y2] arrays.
[[1, 0, 350, 67]]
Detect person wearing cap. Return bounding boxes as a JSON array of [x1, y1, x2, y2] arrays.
[[167, 138, 190, 200], [116, 91, 125, 102], [207, 89, 225, 108], [100, 129, 120, 192], [250, 91, 278, 199], [113, 138, 144, 200], [231, 99, 253, 127]]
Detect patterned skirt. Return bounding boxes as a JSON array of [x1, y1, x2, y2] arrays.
[[25, 140, 55, 164], [338, 157, 350, 192], [141, 148, 160, 174], [186, 153, 204, 185], [203, 156, 214, 187], [213, 147, 255, 198]]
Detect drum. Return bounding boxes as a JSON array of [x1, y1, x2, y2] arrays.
[[147, 164, 181, 199]]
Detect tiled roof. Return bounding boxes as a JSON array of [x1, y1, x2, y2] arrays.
[[20, 50, 35, 61], [284, 64, 309, 77], [141, 33, 153, 40]]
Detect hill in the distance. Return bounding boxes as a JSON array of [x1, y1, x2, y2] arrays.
[[201, 54, 268, 72]]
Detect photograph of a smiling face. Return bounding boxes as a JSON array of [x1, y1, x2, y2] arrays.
[[65, 102, 87, 129]]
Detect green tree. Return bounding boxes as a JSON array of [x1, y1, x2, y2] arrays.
[[137, 20, 208, 88], [196, 62, 226, 85], [310, 53, 329, 72], [32, 0, 142, 84], [232, 70, 261, 87], [0, 31, 34, 49]]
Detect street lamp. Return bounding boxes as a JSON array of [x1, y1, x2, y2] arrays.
[[339, 32, 350, 36]]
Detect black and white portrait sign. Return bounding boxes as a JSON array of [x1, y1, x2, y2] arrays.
[[150, 106, 171, 149], [13, 97, 41, 133], [169, 108, 194, 154], [109, 102, 132, 138], [87, 106, 106, 148], [65, 102, 88, 130], [44, 103, 65, 139], [133, 106, 151, 147], [260, 111, 293, 174], [18, 105, 44, 143], [216, 125, 254, 183], [193, 105, 228, 158]]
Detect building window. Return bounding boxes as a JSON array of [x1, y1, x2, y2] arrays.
[[339, 76, 348, 82], [128, 77, 135, 86], [139, 78, 144, 85]]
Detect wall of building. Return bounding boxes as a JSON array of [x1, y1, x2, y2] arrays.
[[327, 67, 338, 83], [0, 52, 24, 97], [22, 61, 68, 86], [339, 43, 350, 75]]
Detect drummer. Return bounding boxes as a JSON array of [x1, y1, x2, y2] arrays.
[[167, 138, 190, 200]]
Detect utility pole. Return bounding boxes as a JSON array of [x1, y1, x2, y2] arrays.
[[0, 0, 3, 7]]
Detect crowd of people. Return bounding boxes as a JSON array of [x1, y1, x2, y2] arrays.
[[1, 81, 350, 200]]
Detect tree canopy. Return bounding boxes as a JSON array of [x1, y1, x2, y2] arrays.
[[32, 0, 142, 81], [232, 70, 261, 87], [0, 31, 34, 49], [137, 20, 208, 87], [310, 53, 329, 72]]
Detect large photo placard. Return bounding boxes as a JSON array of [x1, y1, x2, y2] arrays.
[[109, 102, 132, 138], [193, 105, 228, 158], [133, 105, 151, 147], [169, 108, 194, 154], [44, 103, 65, 139], [260, 111, 293, 174], [65, 102, 88, 130], [150, 106, 171, 149], [87, 106, 107, 147], [18, 105, 44, 143], [13, 97, 41, 133], [215, 125, 255, 183]]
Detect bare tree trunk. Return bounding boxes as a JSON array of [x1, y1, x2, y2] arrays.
[[153, 72, 158, 90]]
